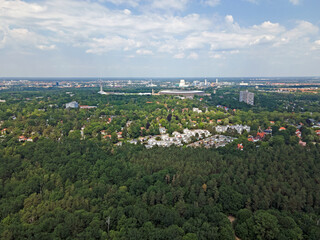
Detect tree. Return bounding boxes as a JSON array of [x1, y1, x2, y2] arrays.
[[253, 211, 280, 240], [183, 233, 198, 240], [218, 186, 244, 215], [111, 132, 118, 143]]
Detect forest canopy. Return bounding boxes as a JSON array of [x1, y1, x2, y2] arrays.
[[0, 87, 319, 239]]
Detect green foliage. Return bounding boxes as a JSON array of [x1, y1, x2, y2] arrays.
[[0, 88, 319, 239]]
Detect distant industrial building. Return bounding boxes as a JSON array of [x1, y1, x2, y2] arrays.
[[179, 79, 188, 88], [66, 101, 79, 108], [239, 90, 254, 105], [79, 105, 97, 109], [158, 90, 205, 97]]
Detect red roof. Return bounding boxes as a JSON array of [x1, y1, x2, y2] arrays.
[[257, 132, 266, 138], [279, 127, 286, 130], [299, 140, 307, 147]]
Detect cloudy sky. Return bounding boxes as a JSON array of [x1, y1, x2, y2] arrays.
[[0, 0, 320, 77]]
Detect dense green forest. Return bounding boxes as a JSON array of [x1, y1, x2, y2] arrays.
[[0, 88, 320, 239], [1, 138, 320, 239]]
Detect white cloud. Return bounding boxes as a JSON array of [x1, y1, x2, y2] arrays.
[[123, 9, 131, 15], [0, 0, 319, 65], [276, 20, 318, 46], [252, 21, 285, 34], [0, 26, 55, 51], [37, 44, 56, 50], [136, 49, 153, 55], [210, 53, 223, 59], [311, 40, 320, 50], [150, 0, 189, 11], [187, 52, 198, 59], [245, 0, 258, 4], [225, 15, 234, 24], [173, 52, 185, 58], [289, 0, 301, 5], [202, 0, 220, 7], [86, 36, 141, 54], [99, 0, 141, 7]]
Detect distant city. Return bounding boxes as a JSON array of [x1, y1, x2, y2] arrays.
[[1, 77, 320, 92]]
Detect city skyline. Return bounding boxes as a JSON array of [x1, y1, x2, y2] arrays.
[[1, 0, 320, 77]]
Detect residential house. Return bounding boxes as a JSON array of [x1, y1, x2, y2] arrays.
[[256, 132, 266, 140], [100, 130, 107, 135], [296, 129, 302, 138], [19, 136, 27, 142], [299, 140, 307, 147], [159, 127, 167, 135], [1, 128, 7, 135], [237, 143, 244, 151], [193, 108, 202, 113], [264, 127, 272, 134]]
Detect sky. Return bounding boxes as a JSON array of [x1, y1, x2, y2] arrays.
[[0, 0, 320, 77]]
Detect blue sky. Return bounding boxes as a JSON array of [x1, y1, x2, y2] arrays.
[[0, 0, 320, 77]]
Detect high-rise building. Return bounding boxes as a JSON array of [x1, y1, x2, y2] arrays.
[[239, 90, 254, 105]]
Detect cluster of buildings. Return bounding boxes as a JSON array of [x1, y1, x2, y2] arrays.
[[215, 125, 251, 134], [145, 129, 211, 149], [18, 136, 34, 142], [248, 132, 268, 142], [188, 135, 236, 149]]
